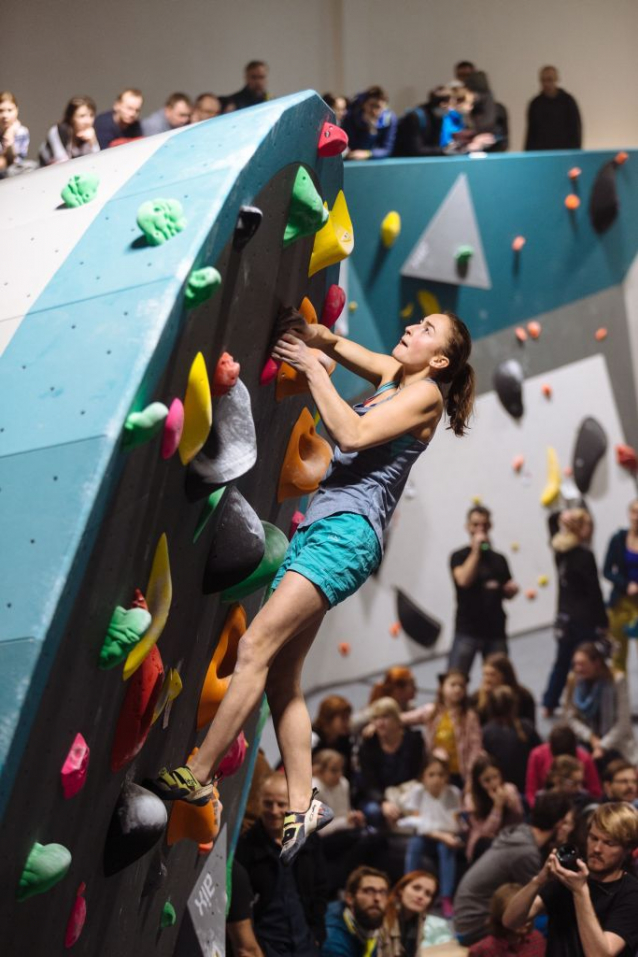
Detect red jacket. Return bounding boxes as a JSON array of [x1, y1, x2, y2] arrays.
[[525, 742, 601, 806]]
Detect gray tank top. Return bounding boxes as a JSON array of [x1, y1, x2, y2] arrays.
[[299, 380, 432, 552]]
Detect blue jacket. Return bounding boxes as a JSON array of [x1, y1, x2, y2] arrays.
[[343, 107, 398, 158], [604, 528, 631, 608], [322, 901, 379, 957]]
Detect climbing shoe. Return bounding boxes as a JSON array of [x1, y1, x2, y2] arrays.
[[280, 788, 334, 866], [145, 766, 214, 806]]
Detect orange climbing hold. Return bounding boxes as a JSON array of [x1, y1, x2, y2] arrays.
[[299, 297, 317, 325], [166, 750, 221, 845], [512, 455, 525, 473], [615, 151, 629, 166], [278, 407, 333, 501], [515, 327, 527, 343], [197, 604, 246, 729], [527, 321, 541, 339], [541, 383, 553, 399], [595, 327, 608, 341], [389, 621, 401, 638], [338, 642, 351, 656], [525, 588, 537, 601], [111, 646, 164, 771], [276, 352, 335, 399], [212, 353, 240, 396], [565, 194, 580, 210], [568, 167, 582, 180], [512, 236, 526, 252]]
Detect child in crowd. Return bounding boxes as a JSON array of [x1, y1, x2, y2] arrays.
[[398, 757, 463, 918], [482, 686, 541, 793], [468, 882, 546, 956], [403, 669, 482, 788], [464, 755, 524, 862], [311, 695, 354, 778], [470, 653, 536, 726]]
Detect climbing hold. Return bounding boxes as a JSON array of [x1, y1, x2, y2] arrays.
[[564, 194, 580, 211], [317, 121, 349, 157], [122, 402, 169, 449], [186, 379, 257, 500], [260, 357, 280, 386], [198, 604, 245, 726], [493, 359, 524, 419], [380, 211, 401, 248], [185, 267, 221, 308], [103, 783, 167, 877], [615, 151, 629, 166], [202, 488, 265, 594], [289, 510, 305, 539], [64, 883, 87, 948], [212, 352, 241, 396], [111, 645, 164, 770], [179, 352, 212, 465], [471, 495, 482, 505], [389, 621, 401, 638], [616, 444, 638, 473], [277, 407, 333, 501], [221, 521, 289, 602], [455, 244, 474, 264], [136, 198, 186, 246], [193, 487, 226, 543], [283, 167, 329, 247], [417, 290, 441, 318], [218, 731, 248, 778], [396, 589, 442, 648], [515, 327, 527, 343], [400, 302, 414, 321], [348, 301, 358, 313], [276, 351, 335, 400], [511, 542, 520, 552], [511, 236, 526, 252], [308, 190, 354, 277], [161, 398, 184, 460], [573, 416, 608, 493], [321, 285, 346, 328], [527, 321, 541, 339], [160, 902, 177, 929], [541, 383, 552, 399], [568, 167, 582, 180], [589, 160, 619, 233], [17, 843, 72, 901], [199, 842, 213, 855], [141, 850, 167, 898], [99, 602, 152, 670], [151, 667, 183, 725], [338, 642, 351, 656], [540, 447, 561, 507], [61, 173, 99, 208], [595, 327, 608, 341], [512, 455, 525, 473], [525, 588, 537, 601], [538, 574, 549, 587], [123, 534, 172, 680], [233, 205, 263, 251], [299, 296, 318, 325], [61, 733, 90, 799]]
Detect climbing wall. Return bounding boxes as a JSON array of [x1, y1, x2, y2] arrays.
[[0, 92, 351, 954]]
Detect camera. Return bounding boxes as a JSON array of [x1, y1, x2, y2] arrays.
[[556, 843, 580, 872]]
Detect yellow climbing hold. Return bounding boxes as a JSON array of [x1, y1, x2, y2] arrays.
[[151, 667, 183, 724], [417, 290, 441, 318], [400, 303, 414, 320], [178, 353, 212, 465], [348, 301, 358, 313], [380, 211, 401, 247], [538, 574, 549, 587], [540, 447, 561, 507], [123, 534, 172, 680], [511, 542, 520, 552], [308, 190, 354, 277]]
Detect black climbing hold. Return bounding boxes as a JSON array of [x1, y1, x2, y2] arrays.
[[202, 487, 265, 593], [233, 206, 263, 251], [396, 589, 442, 648], [589, 161, 619, 234], [493, 359, 524, 419], [103, 783, 167, 877], [141, 847, 168, 898], [573, 416, 608, 494]]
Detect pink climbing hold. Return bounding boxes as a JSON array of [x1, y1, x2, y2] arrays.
[[515, 327, 527, 343], [260, 357, 280, 386], [218, 731, 248, 778], [321, 285, 346, 329], [64, 883, 87, 948], [512, 455, 525, 473], [511, 236, 526, 252], [61, 733, 90, 799], [212, 352, 241, 396], [317, 121, 349, 158], [161, 398, 184, 460], [568, 167, 582, 180], [289, 510, 305, 539], [527, 320, 542, 339]]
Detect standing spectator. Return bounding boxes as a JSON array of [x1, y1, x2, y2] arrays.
[[503, 803, 638, 956], [481, 687, 541, 793], [393, 88, 450, 157], [470, 653, 536, 727], [380, 871, 453, 957], [235, 774, 328, 957], [221, 61, 270, 113], [343, 87, 398, 160], [604, 499, 638, 675], [465, 755, 524, 863], [323, 94, 348, 126], [542, 509, 609, 717], [39, 96, 100, 166], [322, 866, 389, 957], [191, 93, 222, 123], [454, 61, 476, 83], [226, 859, 264, 957], [602, 760, 638, 806], [312, 695, 355, 778], [524, 66, 582, 150], [448, 506, 519, 675], [526, 724, 601, 808], [469, 883, 546, 957], [94, 88, 143, 148], [141, 92, 192, 136], [0, 92, 32, 177]]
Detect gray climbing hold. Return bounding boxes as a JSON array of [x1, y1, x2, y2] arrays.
[[573, 416, 608, 493]]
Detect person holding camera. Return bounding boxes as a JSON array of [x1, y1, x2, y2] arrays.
[[503, 803, 638, 957]]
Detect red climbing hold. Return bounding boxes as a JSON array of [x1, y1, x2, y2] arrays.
[[616, 444, 638, 473], [212, 352, 241, 396], [289, 510, 305, 539], [61, 733, 90, 799], [64, 883, 87, 948], [218, 731, 248, 778], [317, 121, 349, 157], [110, 646, 164, 771], [321, 284, 346, 329], [260, 357, 280, 386]]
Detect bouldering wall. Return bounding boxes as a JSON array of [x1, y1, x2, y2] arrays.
[[0, 92, 350, 954]]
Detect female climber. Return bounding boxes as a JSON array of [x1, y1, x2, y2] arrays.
[[151, 309, 475, 865]]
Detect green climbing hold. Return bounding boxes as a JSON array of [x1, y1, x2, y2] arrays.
[[185, 267, 222, 308], [137, 198, 186, 246], [160, 901, 177, 928], [99, 606, 152, 670], [193, 487, 227, 543], [455, 244, 474, 264], [221, 522, 289, 602], [17, 842, 72, 901], [123, 402, 169, 448], [283, 167, 329, 248], [61, 173, 100, 208]]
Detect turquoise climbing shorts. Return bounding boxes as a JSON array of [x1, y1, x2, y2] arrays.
[[270, 512, 382, 608]]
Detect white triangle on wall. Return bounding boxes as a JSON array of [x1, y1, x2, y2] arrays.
[[400, 173, 491, 289]]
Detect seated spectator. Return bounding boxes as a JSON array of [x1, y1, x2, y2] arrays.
[[343, 86, 397, 160], [323, 93, 348, 126], [322, 865, 389, 957], [380, 871, 455, 957], [39, 96, 100, 165], [226, 859, 263, 957], [440, 83, 473, 150], [94, 88, 143, 149], [312, 694, 354, 777], [538, 755, 593, 812], [525, 724, 601, 807], [397, 757, 463, 918], [564, 642, 638, 765], [141, 92, 192, 136], [393, 88, 451, 157], [0, 92, 32, 177], [236, 773, 327, 957], [524, 66, 581, 151], [369, 667, 417, 711], [468, 882, 546, 956], [470, 653, 536, 726], [453, 791, 572, 946], [481, 686, 541, 793], [603, 759, 638, 806], [357, 697, 426, 829], [454, 60, 476, 83], [446, 71, 498, 153], [402, 669, 482, 788], [221, 61, 270, 113], [465, 755, 524, 863], [191, 93, 222, 123]]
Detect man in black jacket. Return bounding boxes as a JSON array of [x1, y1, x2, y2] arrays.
[[525, 66, 582, 150], [236, 773, 328, 957]]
